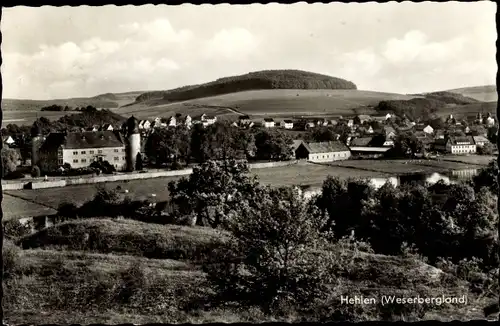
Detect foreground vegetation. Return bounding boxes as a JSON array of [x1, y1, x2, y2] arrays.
[[3, 158, 499, 322]]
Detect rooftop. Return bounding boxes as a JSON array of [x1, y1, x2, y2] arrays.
[[40, 131, 125, 151], [300, 141, 350, 153]]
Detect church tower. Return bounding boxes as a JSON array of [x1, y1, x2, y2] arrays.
[[126, 116, 141, 172]]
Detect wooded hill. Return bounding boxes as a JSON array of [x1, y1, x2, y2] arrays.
[[134, 70, 357, 104]]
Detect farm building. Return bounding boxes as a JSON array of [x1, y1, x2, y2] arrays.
[[280, 120, 294, 129], [239, 115, 251, 125], [38, 130, 127, 171], [2, 135, 15, 146], [295, 141, 351, 163], [263, 118, 275, 128], [473, 135, 490, 147], [349, 135, 392, 158]]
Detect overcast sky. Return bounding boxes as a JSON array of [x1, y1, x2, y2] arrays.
[[1, 2, 497, 100]]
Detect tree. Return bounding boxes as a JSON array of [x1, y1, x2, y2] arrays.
[[145, 126, 190, 166], [254, 129, 293, 161], [202, 185, 333, 314], [389, 132, 424, 158], [1, 147, 20, 177], [472, 160, 498, 194], [31, 165, 41, 178], [477, 142, 496, 155], [168, 159, 260, 228], [307, 127, 338, 143]]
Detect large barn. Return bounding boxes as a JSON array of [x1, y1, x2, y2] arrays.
[[295, 141, 351, 163]]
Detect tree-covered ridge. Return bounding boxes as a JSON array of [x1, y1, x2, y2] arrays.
[[135, 70, 357, 103]]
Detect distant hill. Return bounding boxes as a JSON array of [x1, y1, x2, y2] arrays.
[[445, 85, 497, 102], [134, 70, 357, 104]]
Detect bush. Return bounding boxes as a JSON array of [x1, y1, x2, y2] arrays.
[[4, 219, 33, 239], [3, 239, 21, 278], [115, 261, 147, 304], [3, 170, 26, 180], [31, 165, 41, 178]]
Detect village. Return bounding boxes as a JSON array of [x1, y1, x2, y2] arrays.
[[1, 109, 497, 180]]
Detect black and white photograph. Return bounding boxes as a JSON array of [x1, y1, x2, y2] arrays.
[[0, 1, 498, 323]]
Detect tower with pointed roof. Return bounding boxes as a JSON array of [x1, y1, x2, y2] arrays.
[[126, 116, 141, 172]]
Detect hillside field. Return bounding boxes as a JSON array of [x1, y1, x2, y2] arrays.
[[115, 89, 419, 120], [446, 85, 497, 102]]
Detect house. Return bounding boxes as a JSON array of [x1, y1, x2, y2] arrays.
[[383, 126, 396, 139], [138, 120, 151, 130], [184, 115, 192, 129], [101, 124, 114, 131], [38, 131, 127, 172], [231, 122, 239, 127], [87, 125, 99, 132], [239, 115, 251, 125], [357, 115, 372, 124], [167, 116, 177, 127], [435, 130, 445, 139], [486, 116, 495, 126], [347, 120, 354, 128], [291, 140, 303, 151], [473, 136, 490, 147], [422, 125, 434, 134], [2, 135, 15, 146], [305, 122, 315, 130], [330, 119, 338, 126], [445, 136, 477, 155], [263, 118, 275, 128], [295, 141, 351, 163], [366, 126, 374, 134], [348, 135, 392, 158], [280, 120, 294, 129]]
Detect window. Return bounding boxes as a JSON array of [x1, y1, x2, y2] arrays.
[[122, 149, 125, 152], [114, 157, 119, 161], [90, 150, 94, 154], [114, 149, 119, 153], [73, 151, 78, 155], [98, 150, 102, 154], [73, 159, 78, 163], [81, 151, 86, 154], [81, 159, 87, 163], [122, 157, 126, 160]]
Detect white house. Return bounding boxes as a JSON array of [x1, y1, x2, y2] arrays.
[[167, 116, 177, 127], [305, 122, 315, 130], [280, 120, 294, 129], [263, 118, 275, 128], [295, 141, 351, 163], [423, 125, 434, 134], [101, 124, 114, 131], [2, 135, 15, 146], [446, 136, 477, 155], [184, 115, 192, 129], [347, 120, 354, 128]]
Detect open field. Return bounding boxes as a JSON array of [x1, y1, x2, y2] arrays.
[[2, 194, 58, 221], [433, 101, 497, 119], [437, 155, 496, 166], [4, 158, 491, 218], [1, 110, 83, 127], [446, 85, 497, 102], [115, 89, 419, 120], [4, 164, 389, 211], [330, 158, 487, 175]]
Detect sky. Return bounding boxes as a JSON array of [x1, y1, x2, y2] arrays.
[[1, 2, 497, 100]]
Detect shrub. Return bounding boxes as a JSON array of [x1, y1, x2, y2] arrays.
[[4, 219, 33, 239], [3, 239, 21, 278], [3, 170, 26, 180], [115, 260, 147, 304], [31, 165, 41, 178]]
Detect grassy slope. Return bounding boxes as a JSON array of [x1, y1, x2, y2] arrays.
[[445, 85, 497, 102], [116, 89, 418, 120], [5, 218, 489, 323]]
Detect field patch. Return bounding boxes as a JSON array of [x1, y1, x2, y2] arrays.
[[2, 194, 57, 221]]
